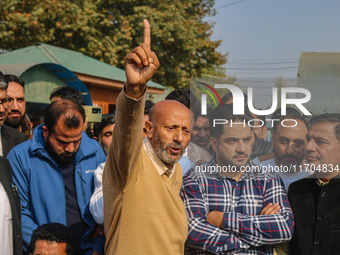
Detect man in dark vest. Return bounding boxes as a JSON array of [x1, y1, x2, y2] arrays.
[[289, 113, 340, 255]]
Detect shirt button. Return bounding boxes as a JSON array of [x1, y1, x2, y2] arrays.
[[317, 216, 323, 221], [314, 241, 320, 246], [321, 191, 326, 197]]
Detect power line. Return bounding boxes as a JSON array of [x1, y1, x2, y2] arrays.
[[226, 69, 298, 75], [227, 61, 298, 65], [226, 66, 298, 70], [216, 0, 247, 10], [227, 58, 299, 62]]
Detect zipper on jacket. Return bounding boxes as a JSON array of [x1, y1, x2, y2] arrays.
[[78, 171, 86, 183]]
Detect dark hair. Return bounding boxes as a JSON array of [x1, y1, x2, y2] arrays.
[[144, 100, 154, 115], [93, 113, 115, 138], [50, 87, 84, 105], [165, 88, 190, 109], [44, 99, 86, 133], [187, 92, 213, 121], [271, 107, 301, 121], [189, 94, 201, 121], [209, 104, 251, 140], [4, 74, 25, 88], [29, 223, 74, 255], [271, 107, 308, 131], [221, 91, 248, 105], [309, 113, 340, 141], [0, 71, 8, 90], [221, 91, 253, 119], [191, 106, 213, 126], [254, 113, 266, 124]]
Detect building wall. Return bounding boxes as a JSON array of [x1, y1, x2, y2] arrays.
[[22, 66, 66, 104], [87, 85, 119, 114]]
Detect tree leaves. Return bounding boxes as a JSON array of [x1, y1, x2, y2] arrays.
[[0, 0, 227, 88]]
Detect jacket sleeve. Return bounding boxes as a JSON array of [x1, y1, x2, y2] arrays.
[[89, 162, 105, 224], [180, 172, 250, 254], [103, 89, 145, 190], [222, 175, 294, 246], [7, 149, 38, 251]]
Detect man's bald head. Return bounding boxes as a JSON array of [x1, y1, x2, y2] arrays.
[[149, 100, 190, 124], [145, 100, 191, 169]]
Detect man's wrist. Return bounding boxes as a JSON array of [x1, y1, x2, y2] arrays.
[[124, 83, 146, 100]]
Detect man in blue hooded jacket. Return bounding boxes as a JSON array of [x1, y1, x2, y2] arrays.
[[7, 99, 106, 255]]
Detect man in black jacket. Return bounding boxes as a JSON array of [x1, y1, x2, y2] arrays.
[[0, 71, 26, 157], [0, 156, 22, 254], [288, 113, 340, 255]]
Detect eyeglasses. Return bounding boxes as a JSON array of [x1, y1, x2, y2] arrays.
[[0, 97, 14, 109]]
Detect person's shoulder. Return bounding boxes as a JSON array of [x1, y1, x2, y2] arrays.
[[0, 156, 10, 168], [289, 176, 314, 193], [6, 135, 32, 158], [183, 160, 219, 183], [81, 132, 102, 150], [254, 158, 276, 168], [2, 125, 27, 141], [188, 142, 212, 163], [79, 133, 105, 159], [0, 156, 12, 180]]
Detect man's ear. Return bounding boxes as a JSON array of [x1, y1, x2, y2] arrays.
[[42, 125, 49, 139], [262, 125, 268, 134], [210, 136, 218, 154], [271, 129, 276, 139], [145, 121, 154, 139]]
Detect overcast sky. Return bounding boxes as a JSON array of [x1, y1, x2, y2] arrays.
[[210, 0, 340, 79]]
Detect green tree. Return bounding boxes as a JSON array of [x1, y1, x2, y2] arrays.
[[274, 76, 286, 88], [0, 0, 226, 88]]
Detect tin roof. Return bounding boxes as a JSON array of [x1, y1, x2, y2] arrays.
[[0, 43, 165, 90]]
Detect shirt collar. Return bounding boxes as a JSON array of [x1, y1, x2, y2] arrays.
[[143, 137, 175, 177], [316, 177, 330, 186]]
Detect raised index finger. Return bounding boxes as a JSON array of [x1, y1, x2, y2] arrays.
[[143, 19, 151, 45]]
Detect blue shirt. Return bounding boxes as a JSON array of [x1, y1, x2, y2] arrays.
[[180, 160, 294, 254]]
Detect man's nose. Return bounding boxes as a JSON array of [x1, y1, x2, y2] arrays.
[[11, 99, 19, 110], [65, 142, 76, 153], [236, 141, 246, 153], [285, 142, 294, 154], [305, 139, 315, 152], [174, 130, 183, 143]]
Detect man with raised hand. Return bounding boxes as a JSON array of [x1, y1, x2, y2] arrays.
[[103, 20, 190, 255]]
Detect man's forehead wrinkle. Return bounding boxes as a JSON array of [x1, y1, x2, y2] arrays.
[[152, 100, 190, 125]]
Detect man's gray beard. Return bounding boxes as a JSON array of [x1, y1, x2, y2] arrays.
[[152, 132, 185, 166]]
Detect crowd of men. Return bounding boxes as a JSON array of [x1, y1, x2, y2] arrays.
[[1, 19, 340, 255]]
